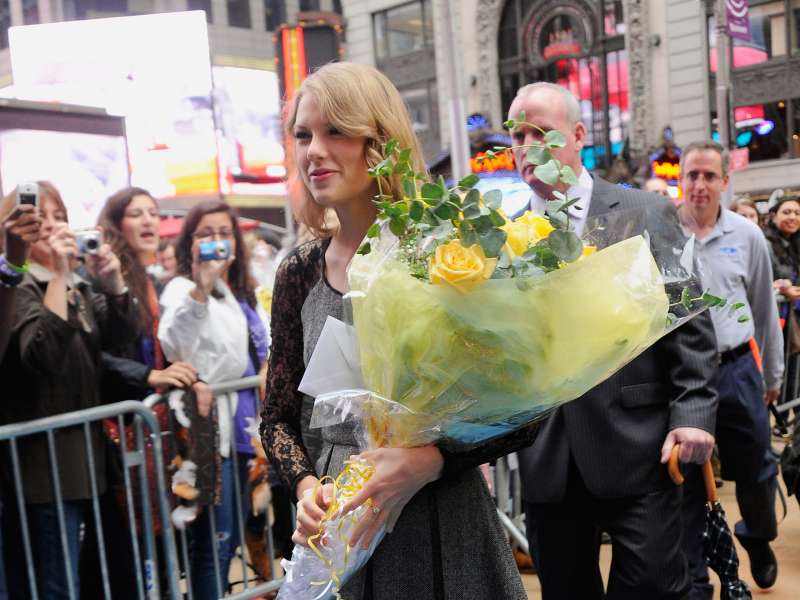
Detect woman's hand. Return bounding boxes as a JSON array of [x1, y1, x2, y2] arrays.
[[190, 239, 235, 302], [192, 381, 213, 418], [340, 446, 444, 550], [85, 238, 126, 295], [147, 361, 198, 389], [774, 279, 792, 293], [292, 477, 335, 547], [783, 286, 800, 302], [48, 223, 78, 276], [3, 204, 41, 266]]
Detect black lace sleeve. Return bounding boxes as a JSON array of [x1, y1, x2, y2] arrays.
[[437, 421, 540, 481], [260, 243, 321, 494]]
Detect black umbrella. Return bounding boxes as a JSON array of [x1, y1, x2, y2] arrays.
[[669, 446, 752, 600]]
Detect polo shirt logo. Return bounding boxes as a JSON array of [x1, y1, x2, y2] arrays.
[[720, 246, 738, 256]]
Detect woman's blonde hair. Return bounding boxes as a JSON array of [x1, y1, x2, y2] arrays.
[[285, 62, 428, 239]]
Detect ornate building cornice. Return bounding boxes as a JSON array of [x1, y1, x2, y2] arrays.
[[622, 0, 652, 159], [475, 0, 505, 128]]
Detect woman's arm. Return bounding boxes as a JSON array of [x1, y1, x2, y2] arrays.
[[259, 252, 316, 496]]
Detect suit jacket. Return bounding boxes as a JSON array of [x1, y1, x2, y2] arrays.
[[518, 178, 719, 503]]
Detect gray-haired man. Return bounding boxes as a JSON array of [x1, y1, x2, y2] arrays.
[[510, 82, 719, 599]]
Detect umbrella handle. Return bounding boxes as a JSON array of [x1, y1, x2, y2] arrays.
[[667, 445, 718, 503]]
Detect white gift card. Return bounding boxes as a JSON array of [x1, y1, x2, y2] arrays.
[[298, 316, 365, 397]]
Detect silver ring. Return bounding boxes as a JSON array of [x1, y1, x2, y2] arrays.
[[372, 505, 381, 515]]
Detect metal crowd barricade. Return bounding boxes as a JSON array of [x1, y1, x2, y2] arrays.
[[0, 401, 182, 600], [492, 454, 530, 556], [144, 375, 284, 599]]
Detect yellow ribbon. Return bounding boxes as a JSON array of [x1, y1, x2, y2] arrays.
[[306, 460, 376, 599]]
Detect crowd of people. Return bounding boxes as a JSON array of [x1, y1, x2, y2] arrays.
[[0, 59, 797, 600]]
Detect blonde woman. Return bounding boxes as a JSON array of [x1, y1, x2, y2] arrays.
[[260, 62, 536, 599]]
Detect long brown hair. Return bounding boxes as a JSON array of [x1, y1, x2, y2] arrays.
[[174, 200, 256, 308], [285, 62, 428, 239], [97, 187, 157, 333]]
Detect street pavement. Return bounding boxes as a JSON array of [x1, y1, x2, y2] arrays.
[[522, 447, 800, 599]]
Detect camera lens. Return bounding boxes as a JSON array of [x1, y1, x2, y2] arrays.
[[87, 238, 99, 250]]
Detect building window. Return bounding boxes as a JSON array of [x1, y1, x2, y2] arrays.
[[731, 100, 788, 162], [333, 0, 342, 15], [373, 0, 432, 62], [227, 0, 251, 28], [300, 0, 320, 10], [265, 0, 285, 30], [792, 98, 800, 156], [792, 0, 800, 54], [22, 0, 39, 23], [497, 0, 627, 172], [401, 82, 433, 133], [187, 0, 213, 22]]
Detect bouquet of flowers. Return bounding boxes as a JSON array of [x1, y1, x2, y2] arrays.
[[278, 117, 740, 599]]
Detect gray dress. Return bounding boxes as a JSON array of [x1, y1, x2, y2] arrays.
[[262, 240, 533, 600]]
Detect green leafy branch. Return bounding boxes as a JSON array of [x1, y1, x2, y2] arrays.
[[666, 289, 749, 327]]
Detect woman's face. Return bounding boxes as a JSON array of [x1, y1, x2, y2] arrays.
[[193, 212, 237, 258], [735, 204, 759, 225], [292, 94, 375, 208], [121, 194, 160, 260], [774, 201, 800, 237], [31, 195, 68, 261]]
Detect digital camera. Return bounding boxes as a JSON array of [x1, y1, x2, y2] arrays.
[[16, 182, 39, 207], [199, 239, 231, 262], [75, 229, 103, 255]]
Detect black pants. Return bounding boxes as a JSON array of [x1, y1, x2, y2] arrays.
[[525, 459, 690, 600], [683, 352, 778, 599]]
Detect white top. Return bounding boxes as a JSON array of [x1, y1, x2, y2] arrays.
[[158, 276, 249, 458], [527, 167, 594, 236]]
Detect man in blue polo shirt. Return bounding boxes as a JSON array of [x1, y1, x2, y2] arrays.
[[678, 140, 783, 596]]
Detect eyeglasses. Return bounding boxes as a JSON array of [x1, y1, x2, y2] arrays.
[[685, 171, 723, 184], [193, 228, 234, 240]]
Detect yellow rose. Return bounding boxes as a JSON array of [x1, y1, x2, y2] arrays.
[[502, 221, 532, 258], [515, 211, 555, 240], [429, 240, 497, 286], [581, 245, 597, 259]]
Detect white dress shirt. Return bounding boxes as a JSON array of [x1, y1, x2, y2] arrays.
[[527, 167, 594, 236]]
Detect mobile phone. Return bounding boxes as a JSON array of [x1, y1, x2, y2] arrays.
[[75, 229, 103, 255], [199, 239, 231, 262], [16, 182, 39, 207]]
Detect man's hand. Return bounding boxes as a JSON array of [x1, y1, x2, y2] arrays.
[[765, 388, 780, 405], [660, 427, 714, 465]]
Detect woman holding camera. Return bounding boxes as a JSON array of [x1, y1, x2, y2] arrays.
[[158, 200, 268, 599], [0, 181, 138, 599], [77, 187, 200, 599]]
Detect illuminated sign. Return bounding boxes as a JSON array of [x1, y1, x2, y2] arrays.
[[524, 4, 592, 67], [471, 150, 514, 174], [652, 160, 680, 180]]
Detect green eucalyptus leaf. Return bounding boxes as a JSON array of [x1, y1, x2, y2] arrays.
[[544, 129, 567, 148], [559, 164, 579, 185], [463, 203, 482, 219], [458, 173, 480, 189], [463, 188, 481, 209], [526, 145, 551, 165], [548, 210, 568, 229], [393, 161, 409, 175], [399, 148, 412, 162], [738, 315, 750, 323], [680, 288, 692, 311], [402, 178, 416, 200], [448, 192, 463, 207], [434, 202, 455, 220], [548, 230, 582, 262], [389, 216, 408, 237], [479, 228, 507, 258], [367, 223, 381, 238], [503, 119, 516, 130], [483, 189, 503, 210], [534, 160, 561, 186], [409, 200, 424, 221], [497, 252, 512, 269], [384, 139, 398, 156], [357, 242, 371, 255], [489, 208, 506, 226], [422, 182, 444, 200], [546, 200, 567, 215]]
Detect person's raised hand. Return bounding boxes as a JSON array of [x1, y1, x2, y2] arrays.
[[292, 479, 335, 547], [2, 204, 41, 266]]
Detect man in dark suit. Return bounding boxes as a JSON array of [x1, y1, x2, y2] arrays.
[[509, 83, 719, 599]]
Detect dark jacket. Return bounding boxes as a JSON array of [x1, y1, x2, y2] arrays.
[[765, 224, 800, 283], [0, 264, 138, 503], [518, 178, 719, 502]]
